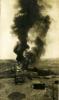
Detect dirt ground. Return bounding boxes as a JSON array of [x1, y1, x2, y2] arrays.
[[0, 60, 59, 100]]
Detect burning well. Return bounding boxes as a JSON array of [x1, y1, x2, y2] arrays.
[[12, 0, 50, 69]]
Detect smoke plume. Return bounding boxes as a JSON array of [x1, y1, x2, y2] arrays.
[[12, 0, 50, 68]]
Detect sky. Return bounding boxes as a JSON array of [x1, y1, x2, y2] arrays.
[[42, 0, 59, 59], [0, 0, 59, 59], [0, 0, 18, 59]]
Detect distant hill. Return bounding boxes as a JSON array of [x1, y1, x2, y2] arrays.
[[0, 59, 16, 63], [0, 59, 59, 74], [38, 59, 59, 67], [0, 58, 59, 64]]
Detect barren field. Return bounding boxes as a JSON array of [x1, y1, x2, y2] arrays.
[[0, 60, 59, 100]]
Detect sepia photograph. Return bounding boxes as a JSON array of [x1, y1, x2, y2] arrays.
[[0, 0, 59, 100]]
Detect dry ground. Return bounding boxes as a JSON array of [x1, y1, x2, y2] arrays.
[[0, 60, 59, 100]]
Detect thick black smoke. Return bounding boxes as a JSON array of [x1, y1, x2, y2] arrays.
[[12, 0, 50, 68]]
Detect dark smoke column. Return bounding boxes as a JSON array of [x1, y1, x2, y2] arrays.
[[12, 0, 50, 69]]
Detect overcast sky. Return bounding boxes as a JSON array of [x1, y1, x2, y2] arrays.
[[0, 0, 59, 59]]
